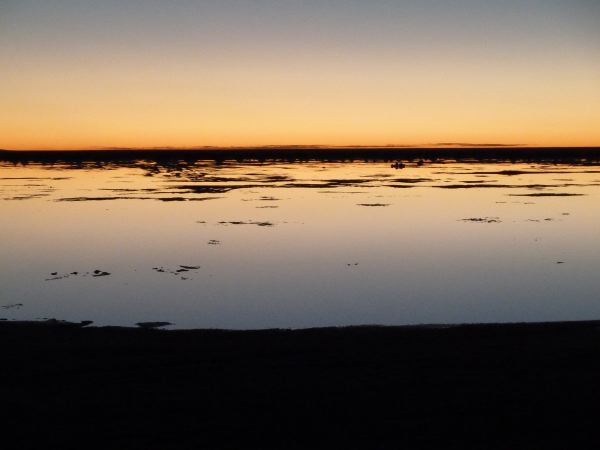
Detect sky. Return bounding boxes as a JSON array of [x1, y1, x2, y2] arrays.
[[1, 0, 599, 150]]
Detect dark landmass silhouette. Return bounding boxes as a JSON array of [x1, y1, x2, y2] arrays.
[[2, 146, 600, 164], [2, 320, 600, 449], [434, 142, 521, 147]]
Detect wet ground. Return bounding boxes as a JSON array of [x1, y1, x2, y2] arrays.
[[1, 157, 599, 328]]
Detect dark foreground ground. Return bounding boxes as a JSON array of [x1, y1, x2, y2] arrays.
[[3, 321, 600, 449]]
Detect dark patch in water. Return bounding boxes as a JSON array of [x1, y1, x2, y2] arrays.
[[3, 194, 50, 200], [218, 221, 274, 227], [392, 178, 433, 183], [438, 184, 514, 189], [361, 173, 394, 178], [437, 183, 590, 190], [460, 217, 502, 223], [243, 196, 281, 202], [136, 322, 171, 329], [281, 179, 371, 189], [156, 197, 221, 202], [99, 188, 160, 192], [281, 183, 334, 189], [357, 203, 390, 207], [318, 190, 366, 194], [265, 175, 294, 182], [191, 176, 256, 183], [487, 170, 542, 176], [56, 196, 221, 202], [92, 270, 111, 277], [153, 265, 201, 280], [325, 178, 371, 184], [509, 193, 585, 197], [1, 303, 23, 310], [171, 184, 262, 194], [442, 169, 600, 176], [0, 177, 71, 180], [46, 270, 111, 280], [57, 196, 141, 201]]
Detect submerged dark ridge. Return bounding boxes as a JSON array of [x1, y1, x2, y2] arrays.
[[156, 196, 222, 202], [3, 194, 51, 200], [171, 184, 264, 193], [0, 176, 72, 180], [357, 203, 391, 207], [177, 175, 296, 183], [438, 184, 519, 189], [280, 181, 371, 188], [439, 170, 600, 175], [321, 178, 372, 184], [55, 196, 222, 202], [391, 177, 434, 183], [509, 192, 586, 197], [435, 183, 592, 189], [3, 320, 600, 449], [318, 190, 366, 194], [217, 220, 275, 227], [2, 147, 600, 164]]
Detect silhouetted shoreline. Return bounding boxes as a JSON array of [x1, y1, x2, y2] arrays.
[[3, 319, 600, 449], [2, 146, 600, 164]]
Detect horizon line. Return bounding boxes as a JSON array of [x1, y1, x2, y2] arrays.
[[0, 143, 542, 152], [4, 144, 600, 152]]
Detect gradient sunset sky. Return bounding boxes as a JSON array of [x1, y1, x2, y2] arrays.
[[1, 0, 599, 150]]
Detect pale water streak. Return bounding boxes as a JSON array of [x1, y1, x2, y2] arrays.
[[1, 160, 599, 328]]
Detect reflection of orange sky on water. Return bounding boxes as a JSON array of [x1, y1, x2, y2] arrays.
[[3, 161, 599, 256], [3, 160, 600, 213], [2, 160, 600, 327]]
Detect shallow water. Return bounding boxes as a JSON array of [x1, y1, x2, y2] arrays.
[[1, 159, 599, 328]]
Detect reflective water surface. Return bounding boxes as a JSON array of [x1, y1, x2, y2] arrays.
[[1, 159, 599, 328]]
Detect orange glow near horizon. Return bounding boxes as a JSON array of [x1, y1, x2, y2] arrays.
[[3, 62, 599, 150]]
